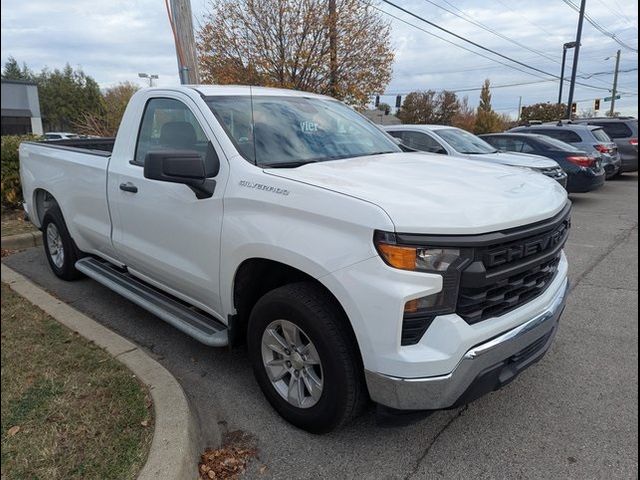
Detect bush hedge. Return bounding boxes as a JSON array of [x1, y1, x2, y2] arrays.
[[1, 135, 39, 209]]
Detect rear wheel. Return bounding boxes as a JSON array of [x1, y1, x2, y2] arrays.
[[42, 206, 83, 280], [247, 282, 366, 433]]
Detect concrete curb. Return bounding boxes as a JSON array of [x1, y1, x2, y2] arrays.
[[1, 263, 200, 480], [1, 231, 42, 250]]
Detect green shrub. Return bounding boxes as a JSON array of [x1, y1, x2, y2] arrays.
[[1, 135, 39, 209]]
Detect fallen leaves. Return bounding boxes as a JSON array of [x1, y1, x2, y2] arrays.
[[198, 431, 258, 480], [1, 248, 15, 258]]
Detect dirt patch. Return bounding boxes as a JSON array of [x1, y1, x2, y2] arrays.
[[199, 430, 259, 480]]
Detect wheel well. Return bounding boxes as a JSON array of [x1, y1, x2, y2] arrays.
[[33, 189, 59, 227], [231, 259, 359, 354]]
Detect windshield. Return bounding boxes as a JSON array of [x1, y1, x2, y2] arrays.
[[536, 135, 580, 152], [433, 128, 498, 154], [205, 95, 400, 167]]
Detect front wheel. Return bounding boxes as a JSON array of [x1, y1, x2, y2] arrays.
[[247, 282, 366, 433]]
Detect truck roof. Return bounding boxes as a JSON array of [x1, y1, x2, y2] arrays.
[[174, 84, 332, 100]]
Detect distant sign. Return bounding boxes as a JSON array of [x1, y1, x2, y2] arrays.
[[604, 95, 621, 102]]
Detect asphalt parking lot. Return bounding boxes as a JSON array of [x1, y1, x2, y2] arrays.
[[3, 173, 638, 479]]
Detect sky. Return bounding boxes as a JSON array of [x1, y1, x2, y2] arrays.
[[1, 0, 638, 119]]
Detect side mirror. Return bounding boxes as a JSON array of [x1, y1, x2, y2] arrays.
[[144, 142, 220, 199]]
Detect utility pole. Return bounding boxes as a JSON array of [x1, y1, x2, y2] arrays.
[[328, 0, 338, 97], [609, 49, 621, 117], [168, 0, 200, 84], [566, 0, 586, 118], [517, 96, 522, 121], [558, 42, 577, 105]]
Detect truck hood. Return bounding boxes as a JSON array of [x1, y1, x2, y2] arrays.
[[266, 152, 568, 234], [467, 151, 559, 168]]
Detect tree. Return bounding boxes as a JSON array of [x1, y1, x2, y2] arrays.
[[397, 90, 438, 124], [451, 96, 476, 132], [197, 0, 394, 108], [75, 82, 140, 136], [435, 90, 460, 125], [520, 102, 566, 123], [377, 102, 391, 114], [474, 79, 503, 134], [397, 90, 460, 125], [37, 64, 104, 131], [1, 56, 32, 80]]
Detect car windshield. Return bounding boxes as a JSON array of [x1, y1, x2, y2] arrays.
[[433, 128, 498, 154], [205, 95, 400, 167], [536, 135, 580, 152]]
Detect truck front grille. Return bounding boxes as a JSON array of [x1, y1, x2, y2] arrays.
[[455, 205, 571, 324]]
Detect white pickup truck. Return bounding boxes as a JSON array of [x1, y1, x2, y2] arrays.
[[20, 86, 570, 433]]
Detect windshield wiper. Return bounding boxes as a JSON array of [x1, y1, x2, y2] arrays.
[[261, 160, 320, 168]]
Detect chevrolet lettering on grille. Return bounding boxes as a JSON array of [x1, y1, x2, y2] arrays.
[[484, 219, 570, 268]]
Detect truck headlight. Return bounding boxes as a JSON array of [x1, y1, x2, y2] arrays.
[[374, 231, 460, 273], [374, 231, 472, 345]]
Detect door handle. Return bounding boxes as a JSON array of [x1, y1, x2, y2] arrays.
[[119, 182, 138, 193]]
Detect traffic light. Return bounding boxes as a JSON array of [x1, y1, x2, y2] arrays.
[[396, 95, 402, 108], [594, 98, 601, 110], [375, 95, 380, 108], [571, 103, 577, 115]]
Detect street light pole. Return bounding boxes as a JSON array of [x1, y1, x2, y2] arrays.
[[565, 0, 587, 119], [138, 73, 159, 87], [558, 42, 577, 105], [609, 49, 621, 117]]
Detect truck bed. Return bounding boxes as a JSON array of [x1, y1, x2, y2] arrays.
[[40, 137, 115, 156]]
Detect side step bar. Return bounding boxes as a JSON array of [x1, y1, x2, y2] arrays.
[[75, 257, 228, 347]]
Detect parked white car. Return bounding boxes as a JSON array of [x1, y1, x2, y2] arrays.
[[384, 124, 568, 187], [20, 86, 570, 433], [43, 132, 80, 140]]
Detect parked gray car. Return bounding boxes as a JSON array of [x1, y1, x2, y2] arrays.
[[571, 117, 638, 173], [509, 123, 622, 178], [383, 124, 568, 186]]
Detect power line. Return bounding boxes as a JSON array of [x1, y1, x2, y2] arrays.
[[423, 0, 558, 63], [377, 0, 614, 91], [381, 67, 638, 95], [561, 0, 639, 52], [427, 0, 616, 89]]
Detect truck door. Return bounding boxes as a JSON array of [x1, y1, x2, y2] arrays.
[[108, 94, 227, 318]]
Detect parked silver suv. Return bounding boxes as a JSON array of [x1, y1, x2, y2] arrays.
[[571, 117, 638, 173], [510, 123, 622, 178]]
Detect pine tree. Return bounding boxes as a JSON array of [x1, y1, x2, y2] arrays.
[[1, 56, 30, 80], [474, 79, 503, 134]]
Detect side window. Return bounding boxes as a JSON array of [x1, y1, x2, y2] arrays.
[[134, 98, 209, 165], [402, 131, 446, 154], [589, 122, 632, 138], [485, 136, 505, 149], [518, 140, 536, 153], [387, 130, 403, 140], [537, 129, 581, 144]]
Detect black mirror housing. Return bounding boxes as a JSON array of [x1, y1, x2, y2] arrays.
[[144, 143, 220, 199]]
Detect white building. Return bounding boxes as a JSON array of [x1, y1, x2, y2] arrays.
[[1, 79, 43, 136]]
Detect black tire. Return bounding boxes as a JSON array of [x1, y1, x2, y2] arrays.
[[247, 282, 366, 433], [41, 205, 83, 281]]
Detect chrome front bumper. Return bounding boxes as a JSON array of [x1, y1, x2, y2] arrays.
[[365, 278, 569, 410]]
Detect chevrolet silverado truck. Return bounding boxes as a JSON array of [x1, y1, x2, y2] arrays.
[[19, 86, 571, 433]]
